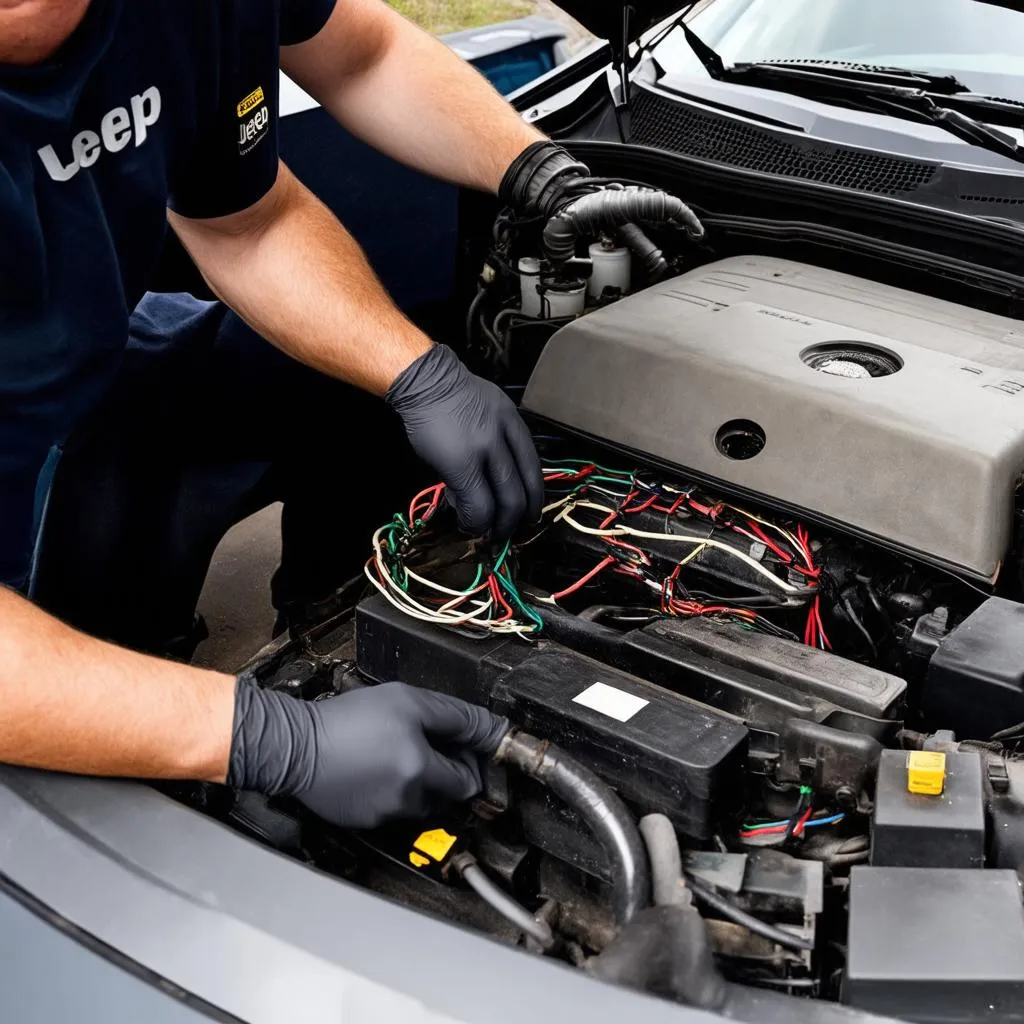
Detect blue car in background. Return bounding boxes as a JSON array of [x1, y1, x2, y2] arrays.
[[443, 16, 570, 95]]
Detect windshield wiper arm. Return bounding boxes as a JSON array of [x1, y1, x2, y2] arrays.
[[730, 59, 973, 95], [724, 63, 1023, 163]]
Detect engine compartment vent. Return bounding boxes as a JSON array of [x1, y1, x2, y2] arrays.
[[630, 87, 938, 197], [801, 343, 903, 379]]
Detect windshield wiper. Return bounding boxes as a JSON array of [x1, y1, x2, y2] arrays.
[[659, 23, 1024, 163], [730, 59, 974, 95], [723, 62, 1024, 163]]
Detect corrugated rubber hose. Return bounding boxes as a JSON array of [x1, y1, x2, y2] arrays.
[[542, 186, 705, 266], [495, 731, 651, 926]]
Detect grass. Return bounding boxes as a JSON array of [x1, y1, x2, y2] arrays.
[[389, 0, 534, 35]]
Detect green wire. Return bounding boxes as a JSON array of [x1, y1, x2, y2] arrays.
[[492, 541, 511, 574], [543, 458, 633, 477], [494, 567, 543, 630]]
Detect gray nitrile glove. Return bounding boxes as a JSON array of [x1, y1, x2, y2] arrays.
[[228, 675, 509, 830], [386, 344, 543, 541]]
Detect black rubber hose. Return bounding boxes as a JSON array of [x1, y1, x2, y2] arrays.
[[542, 187, 705, 264], [495, 731, 651, 926], [617, 222, 669, 282], [595, 906, 885, 1022], [532, 603, 627, 664], [686, 875, 815, 952], [639, 814, 689, 908]]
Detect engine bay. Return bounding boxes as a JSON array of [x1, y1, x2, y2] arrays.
[[183, 185, 1024, 1022]]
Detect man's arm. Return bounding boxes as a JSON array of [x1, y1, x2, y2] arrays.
[[170, 162, 430, 395], [0, 586, 505, 828], [169, 163, 543, 536], [0, 588, 234, 780], [280, 0, 543, 193]]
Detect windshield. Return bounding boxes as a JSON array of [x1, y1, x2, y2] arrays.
[[653, 0, 1024, 100]]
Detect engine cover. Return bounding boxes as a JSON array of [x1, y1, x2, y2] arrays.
[[522, 256, 1024, 578]]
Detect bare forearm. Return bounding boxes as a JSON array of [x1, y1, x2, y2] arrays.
[[0, 589, 235, 781], [169, 165, 431, 395], [282, 0, 542, 192]]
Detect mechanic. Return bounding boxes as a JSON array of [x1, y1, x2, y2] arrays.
[[0, 0, 635, 829]]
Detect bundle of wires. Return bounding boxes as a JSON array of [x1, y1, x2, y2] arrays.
[[538, 459, 829, 647], [739, 788, 845, 845], [363, 483, 543, 637], [367, 458, 831, 645]]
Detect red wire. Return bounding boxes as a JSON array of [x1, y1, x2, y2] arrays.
[[489, 575, 515, 622], [814, 598, 832, 650], [408, 483, 445, 524], [549, 556, 616, 600], [745, 520, 794, 564], [622, 493, 659, 514]]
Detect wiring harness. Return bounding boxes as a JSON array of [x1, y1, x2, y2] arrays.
[[366, 458, 831, 647], [364, 483, 543, 637], [539, 459, 830, 648]]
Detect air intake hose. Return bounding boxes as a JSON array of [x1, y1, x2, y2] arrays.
[[494, 730, 651, 927], [541, 186, 705, 266]]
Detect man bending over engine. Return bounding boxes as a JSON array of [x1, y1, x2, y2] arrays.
[[0, 0, 649, 825]]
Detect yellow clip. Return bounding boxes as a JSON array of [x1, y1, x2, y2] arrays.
[[413, 828, 458, 862], [907, 750, 946, 795], [409, 852, 430, 868]]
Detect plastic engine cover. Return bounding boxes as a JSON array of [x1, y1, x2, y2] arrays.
[[522, 256, 1024, 579]]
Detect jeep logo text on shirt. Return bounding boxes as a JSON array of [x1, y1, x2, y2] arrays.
[[37, 87, 163, 183], [238, 107, 270, 150]]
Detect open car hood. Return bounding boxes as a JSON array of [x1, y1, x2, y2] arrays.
[[554, 0, 1024, 49], [553, 0, 688, 49]]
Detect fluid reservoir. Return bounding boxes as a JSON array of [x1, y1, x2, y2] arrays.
[[587, 242, 631, 301], [540, 279, 586, 319], [518, 257, 542, 317]]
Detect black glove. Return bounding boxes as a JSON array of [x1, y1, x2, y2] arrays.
[[499, 140, 704, 267], [499, 139, 595, 221], [386, 344, 543, 540], [228, 675, 509, 830]]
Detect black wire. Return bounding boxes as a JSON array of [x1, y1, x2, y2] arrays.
[[991, 719, 1024, 741], [686, 875, 815, 952], [841, 594, 877, 657]]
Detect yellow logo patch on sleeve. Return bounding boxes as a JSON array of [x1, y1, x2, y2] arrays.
[[237, 86, 266, 119]]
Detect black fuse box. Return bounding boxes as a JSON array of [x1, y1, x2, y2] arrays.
[[845, 867, 1024, 1022], [871, 749, 985, 869], [355, 595, 748, 839], [924, 597, 1024, 739]]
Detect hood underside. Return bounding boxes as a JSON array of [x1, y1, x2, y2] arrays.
[[553, 0, 1024, 48]]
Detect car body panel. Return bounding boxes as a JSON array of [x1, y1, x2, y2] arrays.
[[0, 766, 722, 1024]]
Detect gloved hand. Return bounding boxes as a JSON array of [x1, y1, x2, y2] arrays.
[[499, 140, 704, 268], [498, 138, 596, 221], [386, 344, 543, 541], [228, 675, 509, 830]]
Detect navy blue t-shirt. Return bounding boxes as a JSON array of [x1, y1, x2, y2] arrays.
[[0, 0, 337, 587]]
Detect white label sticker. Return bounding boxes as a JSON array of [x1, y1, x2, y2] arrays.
[[572, 682, 649, 723]]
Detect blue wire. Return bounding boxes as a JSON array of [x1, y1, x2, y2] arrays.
[[745, 813, 845, 831]]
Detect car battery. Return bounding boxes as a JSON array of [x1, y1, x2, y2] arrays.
[[355, 594, 748, 839], [871, 749, 985, 869], [845, 867, 1024, 1022]]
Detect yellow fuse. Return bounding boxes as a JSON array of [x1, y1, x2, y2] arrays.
[[907, 750, 946, 795], [413, 828, 458, 862]]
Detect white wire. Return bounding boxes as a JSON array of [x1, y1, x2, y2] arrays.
[[366, 527, 535, 636], [554, 502, 804, 594]]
